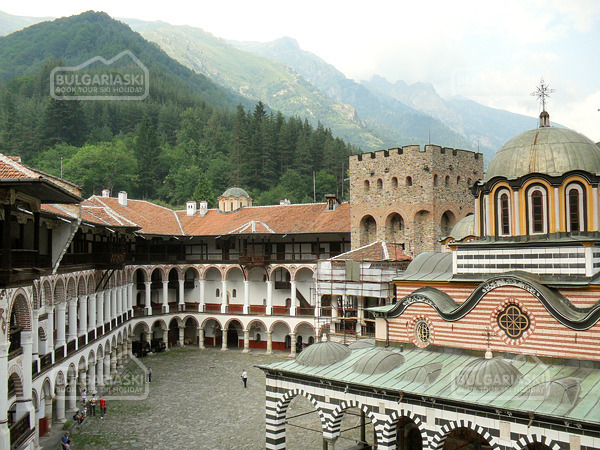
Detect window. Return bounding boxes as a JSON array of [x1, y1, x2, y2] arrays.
[[433, 174, 438, 187], [232, 289, 237, 298], [364, 180, 370, 192], [457, 176, 461, 184], [377, 178, 383, 190], [414, 320, 430, 346], [566, 184, 585, 232], [391, 177, 398, 188], [216, 288, 220, 297], [527, 187, 547, 234], [496, 190, 511, 236], [498, 304, 530, 339], [406, 176, 412, 186], [445, 176, 450, 187]]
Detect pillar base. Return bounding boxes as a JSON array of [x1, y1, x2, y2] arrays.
[[242, 348, 250, 353], [162, 305, 169, 313], [178, 303, 184, 311]]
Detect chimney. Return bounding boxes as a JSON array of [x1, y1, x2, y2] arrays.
[[325, 194, 339, 211], [118, 191, 128, 207], [279, 198, 291, 206], [198, 201, 208, 217], [102, 189, 110, 198], [186, 201, 197, 216]]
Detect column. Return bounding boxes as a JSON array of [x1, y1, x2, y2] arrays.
[[178, 279, 185, 311], [110, 350, 117, 379], [128, 283, 134, 317], [162, 280, 169, 313], [199, 280, 205, 312], [65, 375, 76, 415], [116, 344, 123, 370], [103, 354, 111, 385], [104, 289, 111, 324], [162, 329, 169, 350], [96, 358, 104, 391], [290, 281, 297, 316], [220, 280, 228, 314], [127, 337, 133, 358], [55, 382, 66, 424], [266, 331, 273, 355], [198, 327, 205, 350], [266, 280, 273, 315], [20, 331, 34, 424], [118, 285, 124, 316], [78, 295, 88, 338], [67, 297, 78, 343], [243, 280, 250, 314], [31, 310, 39, 365], [55, 303, 66, 350], [96, 291, 104, 331], [221, 327, 228, 351], [290, 332, 297, 358], [144, 281, 152, 315], [110, 287, 117, 320], [46, 307, 54, 355], [178, 326, 185, 347], [87, 362, 96, 394], [88, 293, 97, 333], [0, 343, 8, 449], [357, 297, 364, 337], [243, 330, 250, 353], [121, 341, 128, 366]]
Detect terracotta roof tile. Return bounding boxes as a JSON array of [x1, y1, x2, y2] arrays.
[[41, 203, 77, 219], [177, 202, 350, 236], [0, 153, 40, 179], [333, 241, 411, 262]]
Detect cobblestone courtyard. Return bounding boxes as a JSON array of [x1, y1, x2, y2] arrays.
[[53, 347, 373, 449]]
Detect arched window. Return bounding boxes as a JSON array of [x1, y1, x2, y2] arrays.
[[457, 176, 461, 184], [406, 176, 412, 186], [496, 189, 511, 236], [528, 187, 548, 234], [377, 178, 383, 190], [445, 176, 450, 187], [433, 174, 438, 187], [566, 184, 585, 232], [364, 180, 370, 192], [232, 289, 237, 298], [391, 177, 398, 188], [216, 288, 220, 297]]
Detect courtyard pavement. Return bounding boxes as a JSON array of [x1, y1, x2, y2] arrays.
[[42, 347, 369, 449]]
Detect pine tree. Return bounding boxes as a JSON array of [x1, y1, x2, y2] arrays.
[[133, 114, 160, 198]]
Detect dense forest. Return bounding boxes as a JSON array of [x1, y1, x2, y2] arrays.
[[0, 11, 356, 207]]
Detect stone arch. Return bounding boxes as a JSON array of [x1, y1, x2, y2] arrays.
[[8, 371, 24, 398], [359, 215, 377, 247], [54, 278, 65, 304], [516, 435, 561, 450], [132, 267, 148, 283], [431, 419, 497, 449], [43, 279, 53, 307], [87, 275, 95, 296], [77, 276, 87, 296], [246, 318, 268, 332], [385, 212, 405, 243], [440, 210, 457, 238], [151, 267, 167, 282], [385, 410, 427, 450], [66, 277, 76, 299], [203, 265, 225, 281], [201, 317, 223, 347], [329, 400, 382, 445], [275, 389, 328, 433], [88, 349, 96, 365], [32, 281, 40, 309], [224, 318, 243, 348], [132, 321, 149, 342], [9, 291, 31, 331], [97, 344, 104, 359]]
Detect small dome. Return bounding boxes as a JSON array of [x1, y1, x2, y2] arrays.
[[296, 341, 351, 367], [447, 215, 474, 241], [348, 339, 376, 349], [455, 357, 522, 391], [353, 348, 405, 375], [485, 126, 600, 181], [220, 187, 251, 198]]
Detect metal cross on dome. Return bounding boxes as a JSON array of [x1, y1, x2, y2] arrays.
[[531, 78, 555, 112]]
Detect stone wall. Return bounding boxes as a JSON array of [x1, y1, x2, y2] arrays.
[[349, 145, 483, 256]]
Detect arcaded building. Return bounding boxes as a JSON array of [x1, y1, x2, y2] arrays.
[[349, 145, 483, 256], [260, 111, 600, 449]]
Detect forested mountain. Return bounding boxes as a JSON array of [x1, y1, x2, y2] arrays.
[[233, 37, 472, 151], [124, 20, 392, 151], [0, 11, 356, 206]]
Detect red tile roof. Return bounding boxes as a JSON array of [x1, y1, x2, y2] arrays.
[[0, 153, 40, 179], [178, 202, 350, 236], [332, 241, 410, 261]]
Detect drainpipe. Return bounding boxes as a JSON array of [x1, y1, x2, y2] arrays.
[[384, 317, 390, 347]]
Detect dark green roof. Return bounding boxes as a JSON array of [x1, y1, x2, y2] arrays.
[[394, 252, 452, 282]]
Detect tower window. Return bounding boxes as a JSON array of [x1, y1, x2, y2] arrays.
[[500, 193, 510, 235], [529, 188, 547, 234]]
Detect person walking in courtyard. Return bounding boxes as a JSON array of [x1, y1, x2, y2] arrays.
[[90, 394, 97, 416], [99, 396, 106, 418], [147, 366, 152, 382], [241, 369, 248, 388]]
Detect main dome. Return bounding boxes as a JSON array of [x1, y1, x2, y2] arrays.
[[485, 126, 600, 181], [220, 187, 251, 198]]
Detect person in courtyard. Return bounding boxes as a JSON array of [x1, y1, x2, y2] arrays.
[[73, 410, 84, 425], [99, 396, 106, 418], [241, 369, 248, 388], [90, 394, 97, 416], [61, 431, 71, 449], [147, 366, 152, 382]]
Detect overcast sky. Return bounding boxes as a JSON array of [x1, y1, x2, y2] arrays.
[[4, 0, 600, 141]]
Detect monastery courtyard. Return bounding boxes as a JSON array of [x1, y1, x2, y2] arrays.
[[43, 347, 371, 449]]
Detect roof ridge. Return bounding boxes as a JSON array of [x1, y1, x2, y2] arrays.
[[0, 152, 40, 179], [89, 197, 137, 227]]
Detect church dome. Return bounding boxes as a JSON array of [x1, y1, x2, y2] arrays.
[[455, 356, 522, 391], [447, 214, 474, 241], [295, 341, 351, 367], [485, 125, 600, 181], [220, 187, 251, 198]]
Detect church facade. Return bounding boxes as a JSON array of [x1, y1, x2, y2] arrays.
[[259, 112, 600, 450]]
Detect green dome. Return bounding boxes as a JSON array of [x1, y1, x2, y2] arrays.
[[447, 215, 474, 241], [455, 356, 522, 391], [352, 348, 405, 375], [485, 126, 600, 181], [220, 187, 251, 198], [295, 341, 351, 367]]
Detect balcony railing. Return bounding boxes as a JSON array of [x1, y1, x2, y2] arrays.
[[61, 252, 126, 268], [7, 250, 52, 269], [10, 411, 33, 449]]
